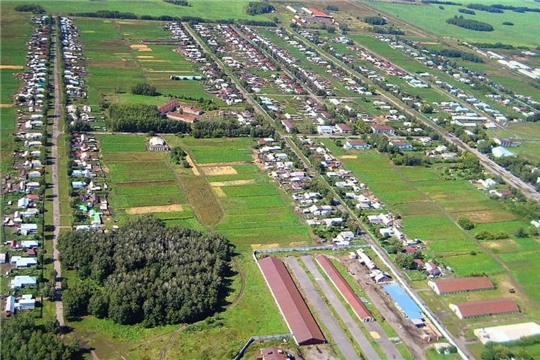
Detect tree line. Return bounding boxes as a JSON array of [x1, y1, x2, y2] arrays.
[[466, 3, 504, 13], [66, 11, 276, 26], [1, 314, 82, 360], [446, 16, 494, 31], [431, 48, 484, 63], [164, 0, 191, 6], [245, 2, 275, 15], [107, 103, 191, 133], [58, 215, 235, 327], [458, 8, 475, 15], [364, 16, 387, 25], [192, 118, 275, 138], [370, 26, 405, 35], [131, 83, 158, 96], [15, 4, 46, 13]]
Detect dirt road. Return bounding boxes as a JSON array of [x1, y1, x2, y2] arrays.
[[284, 257, 360, 360]]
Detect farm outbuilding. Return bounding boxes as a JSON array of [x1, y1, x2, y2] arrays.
[[449, 298, 519, 319], [258, 256, 326, 346], [474, 322, 540, 344], [315, 255, 374, 322], [382, 283, 424, 325], [428, 276, 494, 295]]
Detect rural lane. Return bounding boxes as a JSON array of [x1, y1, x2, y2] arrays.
[[284, 257, 360, 360], [300, 256, 385, 360], [52, 20, 64, 327]]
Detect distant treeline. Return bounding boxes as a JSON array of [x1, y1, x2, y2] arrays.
[[432, 48, 484, 62], [458, 8, 475, 15], [422, 0, 461, 5], [192, 120, 275, 138], [326, 5, 339, 11], [446, 16, 493, 31], [471, 42, 516, 49], [67, 10, 277, 26], [107, 104, 191, 133], [164, 0, 191, 6], [370, 26, 405, 35], [245, 2, 275, 15], [15, 4, 46, 13], [364, 16, 387, 25], [468, 3, 540, 13]]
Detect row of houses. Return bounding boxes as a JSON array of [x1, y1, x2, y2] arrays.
[[60, 17, 87, 99]]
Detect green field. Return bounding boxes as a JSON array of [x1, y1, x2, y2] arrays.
[[367, 1, 540, 47], [2, 0, 270, 21]]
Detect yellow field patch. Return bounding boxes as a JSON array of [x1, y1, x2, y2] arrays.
[[82, 30, 96, 33], [0, 104, 12, 108], [289, 241, 308, 247], [130, 44, 152, 52], [201, 165, 238, 176], [455, 210, 516, 224], [138, 60, 169, 62], [185, 155, 200, 176], [339, 155, 357, 159], [209, 179, 255, 187], [125, 204, 183, 214], [251, 243, 280, 250], [212, 187, 226, 197], [0, 65, 23, 69], [137, 56, 154, 59], [370, 331, 381, 340]]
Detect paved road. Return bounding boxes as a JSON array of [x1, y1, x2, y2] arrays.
[[51, 20, 64, 327], [284, 257, 360, 360], [301, 256, 384, 360]]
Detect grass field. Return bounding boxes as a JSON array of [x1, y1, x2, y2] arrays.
[[489, 122, 540, 163], [367, 1, 540, 47], [2, 0, 270, 21]]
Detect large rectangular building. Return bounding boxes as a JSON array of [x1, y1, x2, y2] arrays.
[[450, 298, 519, 319], [428, 276, 494, 295], [258, 256, 326, 345]]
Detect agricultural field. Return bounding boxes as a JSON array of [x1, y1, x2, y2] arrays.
[[165, 136, 314, 251], [367, 0, 540, 47], [489, 122, 540, 163], [2, 0, 270, 21], [97, 134, 200, 229], [320, 140, 540, 317], [76, 18, 215, 108]]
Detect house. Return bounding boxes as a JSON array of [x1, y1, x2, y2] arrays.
[[166, 111, 197, 123], [478, 178, 497, 189], [389, 140, 412, 150], [72, 181, 86, 189], [10, 256, 38, 268], [19, 223, 38, 235], [334, 123, 352, 133], [425, 261, 441, 277], [5, 295, 15, 316], [259, 347, 294, 360], [343, 139, 370, 150], [157, 99, 179, 115], [180, 104, 204, 115], [281, 119, 295, 133], [10, 275, 37, 289], [449, 298, 519, 319], [17, 294, 36, 311], [317, 125, 333, 135], [371, 125, 395, 134], [20, 240, 38, 249], [148, 136, 169, 151], [428, 277, 494, 295]]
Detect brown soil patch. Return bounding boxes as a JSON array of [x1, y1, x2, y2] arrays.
[[0, 65, 23, 69], [198, 161, 251, 167], [130, 44, 152, 52], [185, 155, 200, 176], [101, 165, 110, 173], [213, 187, 226, 197], [125, 204, 183, 214], [0, 104, 12, 108], [201, 165, 237, 176], [457, 210, 516, 224], [252, 152, 265, 170], [209, 179, 255, 187], [339, 155, 357, 159], [251, 243, 280, 250]]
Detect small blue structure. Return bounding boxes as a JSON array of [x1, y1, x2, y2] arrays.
[[382, 283, 424, 325]]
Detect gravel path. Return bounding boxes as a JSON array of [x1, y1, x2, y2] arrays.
[[284, 257, 360, 360]]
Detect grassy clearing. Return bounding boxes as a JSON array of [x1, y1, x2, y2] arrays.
[[171, 136, 255, 164], [367, 1, 540, 47]]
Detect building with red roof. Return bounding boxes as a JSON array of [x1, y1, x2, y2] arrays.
[[258, 256, 326, 345], [429, 277, 495, 295], [166, 112, 197, 123], [315, 255, 374, 322], [450, 298, 519, 319]]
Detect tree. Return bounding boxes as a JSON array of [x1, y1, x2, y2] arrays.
[[458, 216, 475, 230], [515, 227, 527, 238], [527, 225, 539, 237], [395, 253, 415, 270], [130, 83, 157, 96]]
